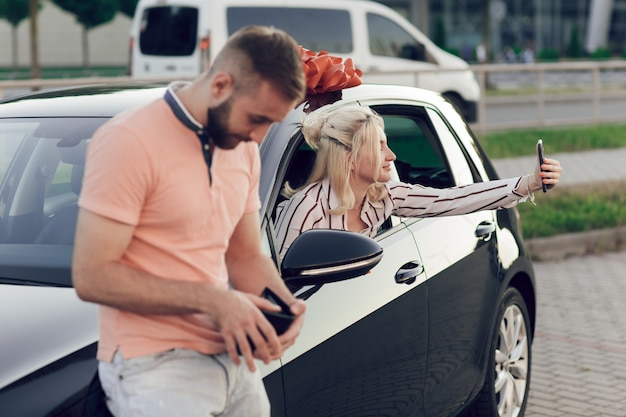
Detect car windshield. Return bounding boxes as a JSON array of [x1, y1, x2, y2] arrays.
[[0, 118, 108, 245]]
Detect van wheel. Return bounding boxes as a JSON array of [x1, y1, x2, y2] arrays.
[[463, 287, 532, 417]]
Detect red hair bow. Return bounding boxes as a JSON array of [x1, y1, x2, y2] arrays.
[[299, 46, 363, 112]]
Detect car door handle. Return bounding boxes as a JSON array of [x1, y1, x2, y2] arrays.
[[475, 221, 496, 239], [395, 261, 425, 285]]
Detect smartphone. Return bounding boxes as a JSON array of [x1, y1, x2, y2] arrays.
[[236, 287, 295, 354], [260, 287, 295, 335], [537, 139, 547, 193]]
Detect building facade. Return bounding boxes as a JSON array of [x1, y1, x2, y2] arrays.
[[381, 0, 626, 61]]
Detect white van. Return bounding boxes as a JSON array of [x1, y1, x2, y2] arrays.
[[129, 0, 479, 121]]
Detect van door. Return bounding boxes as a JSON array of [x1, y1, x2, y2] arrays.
[[360, 12, 445, 91], [131, 3, 204, 78]]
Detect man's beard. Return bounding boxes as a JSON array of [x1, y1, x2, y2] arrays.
[[207, 98, 248, 150]]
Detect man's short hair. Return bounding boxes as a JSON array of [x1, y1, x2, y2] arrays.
[[212, 25, 306, 103]]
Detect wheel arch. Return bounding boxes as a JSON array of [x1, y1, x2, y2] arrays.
[[506, 270, 537, 339]]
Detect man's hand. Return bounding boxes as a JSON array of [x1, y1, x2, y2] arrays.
[[211, 290, 283, 372], [276, 299, 306, 351]]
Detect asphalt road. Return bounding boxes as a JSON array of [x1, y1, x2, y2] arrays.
[[483, 94, 626, 126], [525, 250, 626, 417]]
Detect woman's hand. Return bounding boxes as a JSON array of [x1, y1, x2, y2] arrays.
[[530, 157, 562, 192]]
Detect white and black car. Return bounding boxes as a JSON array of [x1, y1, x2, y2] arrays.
[[0, 83, 536, 417]]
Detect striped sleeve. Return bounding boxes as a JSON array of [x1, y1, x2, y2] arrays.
[[389, 177, 527, 218], [275, 183, 328, 261]]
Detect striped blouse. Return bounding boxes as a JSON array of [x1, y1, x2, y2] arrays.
[[275, 176, 527, 259]]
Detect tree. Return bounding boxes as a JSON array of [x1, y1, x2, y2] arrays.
[[0, 0, 37, 70], [52, 0, 119, 70], [433, 16, 446, 50], [118, 0, 138, 18], [566, 25, 583, 59]]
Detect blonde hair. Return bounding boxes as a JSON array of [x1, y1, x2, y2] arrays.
[[285, 105, 388, 214]]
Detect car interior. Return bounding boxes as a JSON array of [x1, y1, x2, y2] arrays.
[[0, 118, 105, 246]]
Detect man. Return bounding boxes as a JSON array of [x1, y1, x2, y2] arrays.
[[72, 26, 307, 417]]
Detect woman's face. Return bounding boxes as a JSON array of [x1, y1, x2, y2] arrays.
[[353, 125, 396, 184]]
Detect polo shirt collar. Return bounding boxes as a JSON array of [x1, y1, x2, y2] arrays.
[[163, 81, 213, 184], [163, 82, 207, 137]]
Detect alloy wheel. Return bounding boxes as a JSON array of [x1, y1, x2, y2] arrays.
[[494, 304, 529, 417]]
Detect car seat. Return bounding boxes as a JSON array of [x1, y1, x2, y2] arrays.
[[34, 141, 87, 245]]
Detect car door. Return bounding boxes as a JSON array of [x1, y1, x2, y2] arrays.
[[372, 104, 501, 416], [264, 129, 428, 417]]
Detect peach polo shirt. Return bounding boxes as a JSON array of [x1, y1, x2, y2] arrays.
[[78, 88, 261, 361]]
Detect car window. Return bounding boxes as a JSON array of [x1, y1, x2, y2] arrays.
[[367, 13, 429, 62], [227, 7, 353, 53], [139, 6, 199, 56], [0, 118, 107, 245], [426, 108, 475, 185], [0, 122, 30, 184], [378, 109, 454, 188]]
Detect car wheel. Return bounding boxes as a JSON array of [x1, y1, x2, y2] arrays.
[[464, 287, 532, 417]]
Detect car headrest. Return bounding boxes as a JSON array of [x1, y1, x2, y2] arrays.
[[58, 139, 88, 165]]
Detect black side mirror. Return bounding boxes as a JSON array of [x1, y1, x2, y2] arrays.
[[281, 229, 383, 287]]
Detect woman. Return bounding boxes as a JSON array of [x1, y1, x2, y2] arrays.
[[275, 105, 562, 259]]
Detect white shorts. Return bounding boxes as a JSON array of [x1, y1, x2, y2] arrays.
[[98, 349, 270, 417]]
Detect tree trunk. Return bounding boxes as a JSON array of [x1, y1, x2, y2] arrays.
[[11, 26, 18, 71], [29, 0, 41, 79], [82, 27, 89, 73]]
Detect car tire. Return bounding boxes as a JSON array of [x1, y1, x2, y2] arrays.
[[463, 287, 532, 417]]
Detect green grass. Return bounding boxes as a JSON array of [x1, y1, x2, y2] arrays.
[[518, 181, 626, 238], [0, 66, 128, 80], [478, 124, 626, 158], [478, 124, 626, 239]]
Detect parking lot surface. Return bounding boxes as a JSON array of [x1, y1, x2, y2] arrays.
[[525, 250, 626, 417]]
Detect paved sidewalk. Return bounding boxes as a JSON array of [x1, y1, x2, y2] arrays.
[[492, 147, 626, 186], [525, 251, 626, 417]]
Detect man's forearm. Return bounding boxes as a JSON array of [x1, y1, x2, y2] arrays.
[[73, 261, 226, 316], [228, 253, 296, 304]]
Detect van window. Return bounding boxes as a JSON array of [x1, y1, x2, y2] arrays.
[[227, 7, 353, 53], [367, 13, 427, 62], [139, 6, 199, 56]]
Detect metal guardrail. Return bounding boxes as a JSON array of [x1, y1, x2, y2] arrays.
[[471, 60, 626, 133], [2, 61, 626, 132]]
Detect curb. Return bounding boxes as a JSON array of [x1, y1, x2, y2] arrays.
[[526, 226, 626, 262]]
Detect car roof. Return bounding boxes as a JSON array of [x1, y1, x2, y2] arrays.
[[0, 82, 169, 118]]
